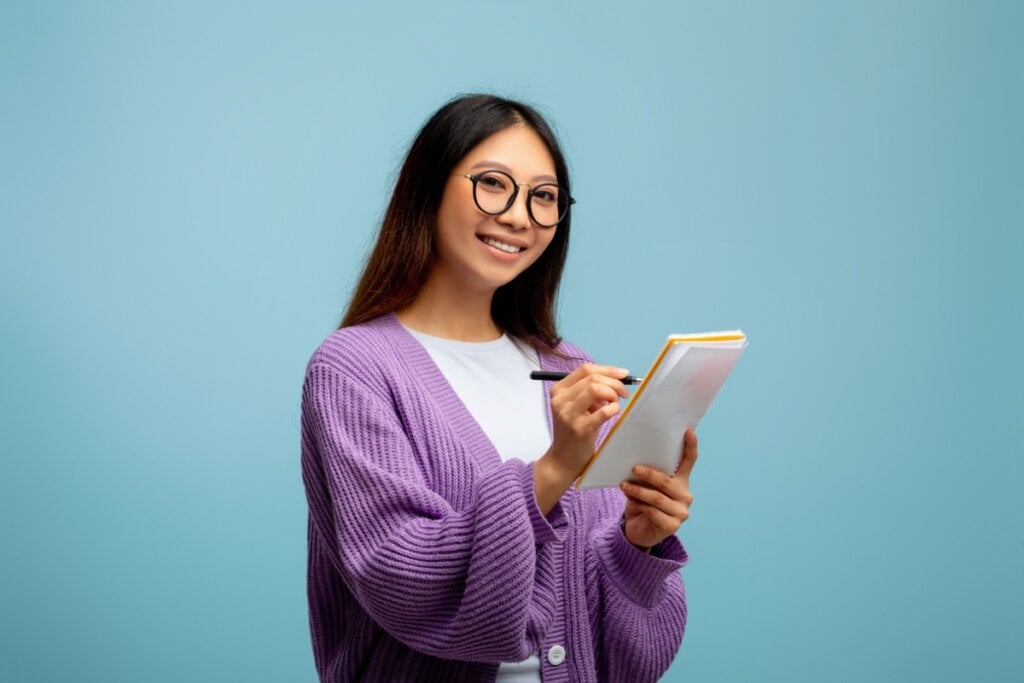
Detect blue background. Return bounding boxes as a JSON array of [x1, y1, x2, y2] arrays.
[[2, 1, 1021, 680]]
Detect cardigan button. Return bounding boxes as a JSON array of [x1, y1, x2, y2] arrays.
[[547, 644, 566, 666]]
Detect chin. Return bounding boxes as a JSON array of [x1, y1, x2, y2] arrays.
[[486, 266, 533, 291]]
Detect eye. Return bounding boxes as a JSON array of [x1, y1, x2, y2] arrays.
[[532, 185, 559, 205], [476, 172, 509, 192]]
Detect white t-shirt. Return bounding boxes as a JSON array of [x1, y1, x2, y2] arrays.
[[404, 327, 552, 464], [404, 327, 549, 681]]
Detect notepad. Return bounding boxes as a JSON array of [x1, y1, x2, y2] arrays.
[[576, 331, 747, 489]]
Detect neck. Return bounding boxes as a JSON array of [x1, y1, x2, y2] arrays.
[[397, 272, 501, 342]]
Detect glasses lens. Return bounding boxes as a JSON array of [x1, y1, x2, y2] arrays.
[[529, 184, 566, 227], [473, 171, 515, 215]]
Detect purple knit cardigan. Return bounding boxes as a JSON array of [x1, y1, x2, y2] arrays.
[[300, 314, 688, 681]]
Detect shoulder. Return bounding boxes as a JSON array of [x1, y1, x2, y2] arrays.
[[538, 337, 595, 373], [553, 338, 592, 362], [305, 314, 408, 387]]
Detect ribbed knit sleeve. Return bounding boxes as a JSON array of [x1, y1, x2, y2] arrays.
[[582, 492, 689, 681], [301, 356, 566, 664]]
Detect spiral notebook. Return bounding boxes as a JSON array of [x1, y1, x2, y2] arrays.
[[576, 331, 747, 490]]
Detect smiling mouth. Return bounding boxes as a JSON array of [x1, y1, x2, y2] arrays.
[[479, 236, 525, 254]]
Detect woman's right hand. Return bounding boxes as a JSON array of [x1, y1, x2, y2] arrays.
[[534, 364, 630, 514]]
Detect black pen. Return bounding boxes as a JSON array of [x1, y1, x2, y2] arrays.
[[529, 371, 644, 385]]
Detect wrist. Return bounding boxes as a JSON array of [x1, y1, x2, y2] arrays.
[[536, 450, 578, 489], [533, 451, 577, 516], [620, 516, 653, 554]]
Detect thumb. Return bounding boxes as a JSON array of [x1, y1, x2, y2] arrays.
[[674, 428, 699, 479]]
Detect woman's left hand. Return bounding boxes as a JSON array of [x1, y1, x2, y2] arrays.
[[620, 428, 699, 551]]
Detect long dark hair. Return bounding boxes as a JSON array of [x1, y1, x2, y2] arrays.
[[340, 94, 572, 350]]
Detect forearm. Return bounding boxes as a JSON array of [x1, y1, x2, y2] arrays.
[[315, 456, 565, 661], [532, 450, 578, 516], [305, 362, 568, 661], [589, 515, 690, 680]]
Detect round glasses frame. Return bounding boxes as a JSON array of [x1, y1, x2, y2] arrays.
[[452, 170, 575, 228]]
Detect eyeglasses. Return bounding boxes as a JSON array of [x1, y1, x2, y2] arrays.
[[452, 170, 574, 228]]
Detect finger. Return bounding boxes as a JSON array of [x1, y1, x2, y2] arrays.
[[630, 464, 683, 499], [582, 373, 630, 399], [557, 363, 625, 385], [620, 480, 687, 519], [590, 399, 620, 425], [630, 466, 693, 508], [623, 497, 688, 530], [675, 428, 699, 478], [557, 394, 619, 441], [579, 397, 621, 436], [580, 398, 621, 427], [567, 381, 621, 416], [551, 375, 612, 416], [558, 373, 630, 406], [557, 364, 631, 397]]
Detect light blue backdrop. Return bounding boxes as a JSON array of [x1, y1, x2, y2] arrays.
[[2, 1, 1021, 681]]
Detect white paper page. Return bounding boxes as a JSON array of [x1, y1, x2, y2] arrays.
[[625, 336, 743, 415], [578, 344, 745, 489]]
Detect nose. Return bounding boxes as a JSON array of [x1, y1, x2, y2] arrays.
[[496, 184, 533, 230]]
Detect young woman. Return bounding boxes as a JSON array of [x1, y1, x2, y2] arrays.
[[300, 94, 698, 682]]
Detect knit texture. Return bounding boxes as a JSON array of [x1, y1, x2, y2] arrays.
[[300, 314, 688, 681]]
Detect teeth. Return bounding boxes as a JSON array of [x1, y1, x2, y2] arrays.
[[483, 237, 523, 254]]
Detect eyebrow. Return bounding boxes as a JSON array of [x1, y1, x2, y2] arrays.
[[468, 160, 558, 184]]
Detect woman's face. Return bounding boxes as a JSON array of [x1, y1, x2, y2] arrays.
[[432, 125, 559, 295]]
